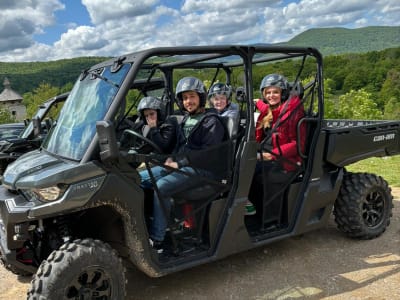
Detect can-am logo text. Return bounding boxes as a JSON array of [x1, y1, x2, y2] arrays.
[[373, 133, 395, 142]]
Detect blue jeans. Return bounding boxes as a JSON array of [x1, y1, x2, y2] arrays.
[[150, 167, 213, 241], [139, 165, 165, 189]]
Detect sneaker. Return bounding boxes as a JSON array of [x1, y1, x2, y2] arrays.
[[245, 200, 256, 216], [149, 238, 164, 254]]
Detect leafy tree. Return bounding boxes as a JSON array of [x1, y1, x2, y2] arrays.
[[0, 109, 16, 124], [323, 78, 340, 118], [342, 68, 369, 92], [380, 69, 400, 102], [22, 82, 60, 118], [383, 98, 400, 119], [337, 89, 383, 119]]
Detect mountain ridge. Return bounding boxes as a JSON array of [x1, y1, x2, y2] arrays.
[[1, 26, 399, 94], [281, 26, 400, 55]]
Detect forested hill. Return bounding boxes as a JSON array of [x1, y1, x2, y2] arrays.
[[283, 26, 400, 56], [1, 26, 399, 94], [0, 57, 108, 95]]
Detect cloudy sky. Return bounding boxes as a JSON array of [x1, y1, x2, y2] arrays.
[[0, 0, 399, 62]]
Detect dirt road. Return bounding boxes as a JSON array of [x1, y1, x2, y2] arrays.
[[1, 188, 399, 300]]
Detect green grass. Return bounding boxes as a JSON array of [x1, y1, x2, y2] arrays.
[[346, 155, 400, 187]]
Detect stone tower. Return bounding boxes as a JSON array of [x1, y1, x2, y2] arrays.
[[0, 77, 27, 121]]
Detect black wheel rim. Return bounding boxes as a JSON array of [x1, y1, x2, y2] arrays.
[[362, 190, 385, 228], [65, 266, 112, 299]]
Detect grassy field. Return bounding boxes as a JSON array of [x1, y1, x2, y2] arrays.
[[346, 155, 400, 187]]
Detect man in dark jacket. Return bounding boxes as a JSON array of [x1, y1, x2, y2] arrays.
[[149, 77, 227, 253]]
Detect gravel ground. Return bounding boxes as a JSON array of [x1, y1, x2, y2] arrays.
[[1, 188, 399, 300]]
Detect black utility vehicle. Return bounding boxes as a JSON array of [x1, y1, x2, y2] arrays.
[[0, 123, 25, 141], [0, 92, 68, 174], [0, 46, 399, 299]]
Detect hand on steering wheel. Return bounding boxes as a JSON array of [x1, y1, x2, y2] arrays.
[[121, 129, 163, 154]]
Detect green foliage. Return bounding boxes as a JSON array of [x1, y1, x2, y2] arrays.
[[23, 83, 61, 118], [0, 109, 16, 123], [383, 98, 400, 119], [336, 89, 383, 119], [285, 26, 400, 56], [381, 69, 400, 119], [1, 33, 400, 122], [0, 56, 107, 95]]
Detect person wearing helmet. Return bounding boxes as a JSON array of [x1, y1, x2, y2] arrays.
[[208, 83, 235, 112], [208, 82, 248, 213], [248, 73, 306, 224], [208, 83, 240, 126], [135, 96, 178, 191], [255, 73, 305, 167], [148, 76, 227, 253], [136, 96, 176, 154]]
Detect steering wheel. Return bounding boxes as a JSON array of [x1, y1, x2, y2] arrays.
[[121, 129, 162, 154]]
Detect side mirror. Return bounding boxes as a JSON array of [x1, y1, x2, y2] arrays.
[[32, 117, 42, 137], [96, 120, 119, 163]]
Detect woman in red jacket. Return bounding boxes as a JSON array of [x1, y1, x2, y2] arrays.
[[255, 74, 306, 171], [248, 74, 306, 224]]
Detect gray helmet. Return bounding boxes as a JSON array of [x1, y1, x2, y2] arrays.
[[137, 96, 162, 118], [260, 74, 290, 101], [208, 83, 232, 105], [175, 77, 207, 108]]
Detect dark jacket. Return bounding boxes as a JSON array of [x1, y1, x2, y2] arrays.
[[174, 110, 228, 177], [175, 110, 226, 154], [145, 118, 176, 154]]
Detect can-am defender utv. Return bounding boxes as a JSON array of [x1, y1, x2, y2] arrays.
[[0, 45, 398, 299]]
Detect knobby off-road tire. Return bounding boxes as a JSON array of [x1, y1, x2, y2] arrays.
[[333, 172, 393, 239], [27, 238, 126, 299]]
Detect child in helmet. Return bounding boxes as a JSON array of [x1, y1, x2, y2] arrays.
[[207, 83, 254, 214], [149, 77, 227, 253], [208, 83, 240, 135], [136, 96, 177, 190], [136, 96, 176, 154], [208, 83, 238, 116]]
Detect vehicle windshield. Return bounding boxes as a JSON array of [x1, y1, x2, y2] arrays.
[[42, 64, 130, 160]]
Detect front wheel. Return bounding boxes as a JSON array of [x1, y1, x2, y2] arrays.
[[333, 172, 393, 239], [27, 238, 126, 299]]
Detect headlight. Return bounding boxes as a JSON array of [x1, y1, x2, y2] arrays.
[[31, 184, 68, 202]]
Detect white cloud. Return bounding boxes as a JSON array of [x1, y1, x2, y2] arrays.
[[181, 0, 280, 12], [82, 0, 159, 24], [0, 0, 64, 53], [0, 0, 399, 62]]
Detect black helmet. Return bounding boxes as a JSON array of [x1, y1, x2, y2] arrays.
[[208, 83, 232, 105], [260, 74, 290, 101], [137, 96, 163, 120], [175, 77, 207, 108]]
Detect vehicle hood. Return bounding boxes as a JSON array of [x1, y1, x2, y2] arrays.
[[2, 149, 105, 190]]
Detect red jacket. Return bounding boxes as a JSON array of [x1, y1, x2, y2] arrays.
[[255, 96, 306, 171]]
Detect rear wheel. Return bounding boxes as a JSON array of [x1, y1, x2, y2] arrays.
[[334, 172, 393, 239], [27, 238, 126, 299]]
